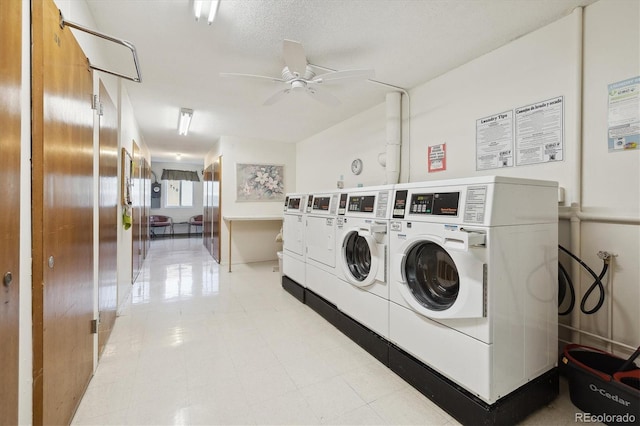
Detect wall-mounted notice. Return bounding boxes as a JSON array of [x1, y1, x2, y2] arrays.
[[476, 110, 513, 170], [515, 96, 564, 166], [608, 76, 639, 152], [428, 143, 446, 173]]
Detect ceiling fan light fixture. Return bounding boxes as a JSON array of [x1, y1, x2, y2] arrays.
[[178, 108, 193, 136], [291, 80, 306, 91]]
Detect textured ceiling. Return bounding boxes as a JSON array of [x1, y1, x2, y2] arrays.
[[84, 0, 596, 164]]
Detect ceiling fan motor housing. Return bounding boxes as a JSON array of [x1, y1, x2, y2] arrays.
[[282, 66, 315, 81]]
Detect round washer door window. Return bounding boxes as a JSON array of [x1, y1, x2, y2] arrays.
[[404, 242, 459, 311], [344, 232, 371, 281]]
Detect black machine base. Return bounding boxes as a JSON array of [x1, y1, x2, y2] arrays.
[[335, 312, 389, 366], [389, 344, 559, 425], [281, 275, 305, 303], [304, 288, 341, 329]]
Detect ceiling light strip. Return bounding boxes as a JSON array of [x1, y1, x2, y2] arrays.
[[194, 1, 203, 20], [208, 0, 220, 24], [178, 108, 193, 136]]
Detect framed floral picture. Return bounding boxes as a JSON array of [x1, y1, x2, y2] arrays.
[[236, 163, 285, 202]]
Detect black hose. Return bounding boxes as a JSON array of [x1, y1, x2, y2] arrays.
[[558, 261, 575, 316], [580, 262, 608, 315], [558, 245, 609, 315]]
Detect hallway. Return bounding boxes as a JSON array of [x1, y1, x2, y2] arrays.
[[71, 238, 578, 425]]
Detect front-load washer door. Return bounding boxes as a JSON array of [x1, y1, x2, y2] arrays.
[[397, 235, 486, 319], [340, 228, 384, 287]]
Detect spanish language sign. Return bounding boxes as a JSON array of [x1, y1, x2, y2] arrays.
[[515, 96, 564, 166]]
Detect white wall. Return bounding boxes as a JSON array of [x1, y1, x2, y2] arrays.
[[582, 0, 639, 213], [295, 0, 639, 355], [297, 11, 582, 202], [578, 0, 639, 352], [408, 11, 580, 200], [205, 136, 296, 265], [297, 103, 387, 191]]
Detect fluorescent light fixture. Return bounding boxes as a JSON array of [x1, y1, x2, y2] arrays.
[[178, 108, 193, 136], [208, 0, 220, 24], [194, 0, 203, 21]]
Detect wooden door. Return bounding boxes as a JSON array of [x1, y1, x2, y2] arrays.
[[32, 0, 95, 423], [203, 164, 213, 254], [97, 80, 118, 356], [0, 0, 22, 423], [212, 156, 222, 262]]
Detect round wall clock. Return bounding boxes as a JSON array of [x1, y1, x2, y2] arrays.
[[351, 158, 363, 175]]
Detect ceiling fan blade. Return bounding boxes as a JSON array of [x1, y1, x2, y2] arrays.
[[220, 72, 284, 84], [283, 39, 308, 77], [305, 86, 341, 107], [312, 68, 375, 84], [263, 88, 291, 106]]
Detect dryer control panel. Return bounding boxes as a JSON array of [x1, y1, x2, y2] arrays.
[[393, 190, 460, 218], [342, 190, 391, 218], [348, 195, 375, 213], [312, 196, 331, 211], [307, 193, 339, 215], [286, 196, 303, 212]]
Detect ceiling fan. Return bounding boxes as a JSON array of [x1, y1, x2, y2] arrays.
[[221, 39, 374, 106]]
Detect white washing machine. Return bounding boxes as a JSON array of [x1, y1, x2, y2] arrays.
[[282, 193, 307, 287], [335, 185, 394, 338], [388, 176, 558, 405], [304, 191, 342, 305]]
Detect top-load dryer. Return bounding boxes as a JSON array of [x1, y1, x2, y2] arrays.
[[388, 176, 558, 405], [282, 193, 307, 287], [305, 191, 342, 305], [335, 185, 394, 339]]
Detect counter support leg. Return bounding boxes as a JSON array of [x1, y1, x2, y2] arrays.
[[228, 219, 232, 272]]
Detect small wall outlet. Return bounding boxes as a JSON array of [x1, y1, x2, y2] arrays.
[[558, 187, 565, 204]]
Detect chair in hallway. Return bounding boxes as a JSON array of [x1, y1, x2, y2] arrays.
[[149, 215, 174, 238], [188, 214, 203, 236]]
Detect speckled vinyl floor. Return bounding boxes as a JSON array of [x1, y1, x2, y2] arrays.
[[72, 237, 590, 425]]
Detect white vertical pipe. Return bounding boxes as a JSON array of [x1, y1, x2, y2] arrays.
[[570, 204, 582, 343], [570, 6, 584, 344], [385, 92, 402, 185]]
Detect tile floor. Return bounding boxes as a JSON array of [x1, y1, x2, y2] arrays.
[[72, 237, 588, 425]]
